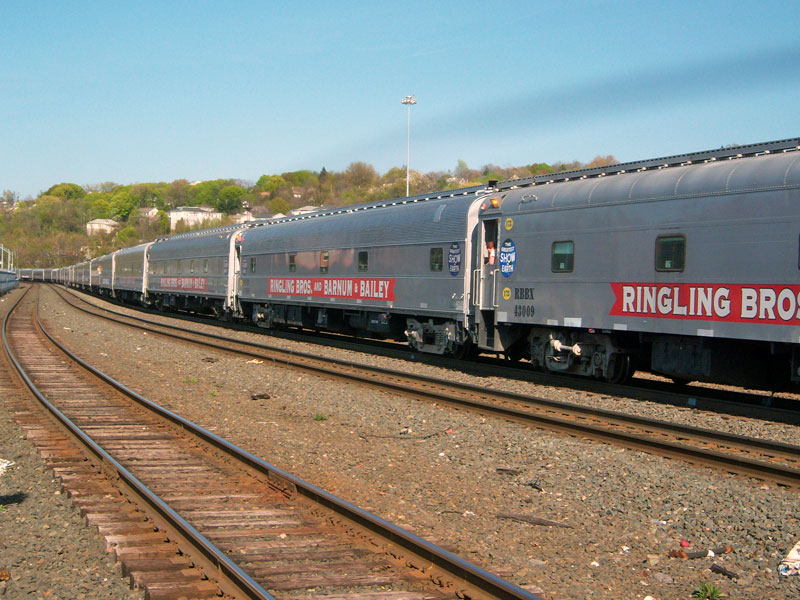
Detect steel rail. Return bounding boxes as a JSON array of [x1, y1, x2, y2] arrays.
[[29, 285, 542, 600], [3, 286, 278, 600], [53, 285, 800, 487]]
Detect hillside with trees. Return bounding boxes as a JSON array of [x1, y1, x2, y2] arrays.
[[0, 154, 617, 268]]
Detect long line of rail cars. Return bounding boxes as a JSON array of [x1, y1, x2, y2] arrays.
[[44, 138, 800, 389]]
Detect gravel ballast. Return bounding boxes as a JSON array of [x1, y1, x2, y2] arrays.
[[5, 285, 800, 600], [0, 383, 143, 599]]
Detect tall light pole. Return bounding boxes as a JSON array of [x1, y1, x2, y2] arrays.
[[401, 95, 416, 196]]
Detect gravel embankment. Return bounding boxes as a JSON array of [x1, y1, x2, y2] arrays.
[[4, 284, 799, 600]]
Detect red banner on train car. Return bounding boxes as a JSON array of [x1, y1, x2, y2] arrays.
[[267, 277, 396, 301], [159, 276, 208, 291], [610, 283, 800, 325]]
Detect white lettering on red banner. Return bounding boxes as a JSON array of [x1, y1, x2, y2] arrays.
[[268, 277, 395, 301], [610, 283, 800, 325], [159, 276, 208, 291]]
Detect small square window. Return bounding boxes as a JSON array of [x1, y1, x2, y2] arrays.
[[320, 251, 329, 274], [551, 241, 574, 273], [430, 247, 443, 272], [289, 254, 296, 272], [250, 257, 257, 273], [656, 235, 685, 272], [358, 251, 368, 272]]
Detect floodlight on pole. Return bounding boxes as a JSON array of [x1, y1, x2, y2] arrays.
[[401, 95, 417, 196]]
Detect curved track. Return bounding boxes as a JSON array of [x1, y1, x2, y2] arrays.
[[52, 285, 800, 488], [4, 285, 542, 600]]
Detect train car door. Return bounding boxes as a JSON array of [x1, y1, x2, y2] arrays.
[[480, 219, 499, 310], [475, 218, 501, 349], [110, 250, 118, 298], [226, 229, 245, 315], [141, 243, 154, 301]]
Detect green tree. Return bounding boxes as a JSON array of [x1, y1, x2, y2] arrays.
[[45, 182, 85, 200], [83, 192, 112, 220], [345, 162, 377, 188], [116, 226, 139, 246], [281, 170, 317, 187], [189, 179, 231, 207], [216, 185, 244, 214], [155, 210, 170, 234], [527, 162, 554, 176], [256, 175, 286, 194], [166, 179, 190, 208], [268, 197, 290, 215], [110, 190, 137, 220], [454, 159, 470, 179], [129, 183, 167, 209]]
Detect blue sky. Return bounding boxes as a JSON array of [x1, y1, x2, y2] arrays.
[[2, 0, 799, 199]]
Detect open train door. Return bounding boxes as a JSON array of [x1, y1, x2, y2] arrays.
[[476, 218, 501, 349], [226, 228, 246, 317], [479, 218, 499, 310]]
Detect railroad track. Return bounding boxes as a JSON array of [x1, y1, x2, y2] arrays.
[[4, 285, 542, 599], [58, 283, 800, 415], [50, 285, 800, 488]]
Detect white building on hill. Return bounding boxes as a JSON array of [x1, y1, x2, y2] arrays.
[[167, 206, 223, 231], [86, 219, 118, 236]]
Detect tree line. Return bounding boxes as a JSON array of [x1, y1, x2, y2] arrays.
[[1, 154, 617, 268]]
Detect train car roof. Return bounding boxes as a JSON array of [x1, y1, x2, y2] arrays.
[[115, 242, 152, 258], [239, 190, 482, 253], [148, 227, 242, 259], [493, 145, 800, 214]]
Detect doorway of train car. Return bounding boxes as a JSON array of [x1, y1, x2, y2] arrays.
[[229, 231, 244, 315], [479, 219, 500, 348]]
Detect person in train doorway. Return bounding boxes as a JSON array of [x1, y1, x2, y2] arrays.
[[484, 240, 496, 265]]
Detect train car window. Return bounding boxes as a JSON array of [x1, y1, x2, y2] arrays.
[[320, 251, 329, 274], [176, 260, 181, 275], [203, 259, 209, 273], [655, 235, 685, 271], [289, 254, 296, 272], [430, 247, 443, 272], [190, 260, 195, 273], [551, 241, 574, 272], [358, 251, 368, 272], [250, 257, 257, 273]]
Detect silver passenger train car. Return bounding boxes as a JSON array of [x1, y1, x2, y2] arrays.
[[147, 227, 241, 316], [238, 188, 482, 355], [474, 142, 800, 386], [54, 137, 800, 389]]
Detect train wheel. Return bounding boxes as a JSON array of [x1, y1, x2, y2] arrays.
[[504, 344, 526, 362], [450, 339, 474, 360], [605, 353, 633, 384]]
